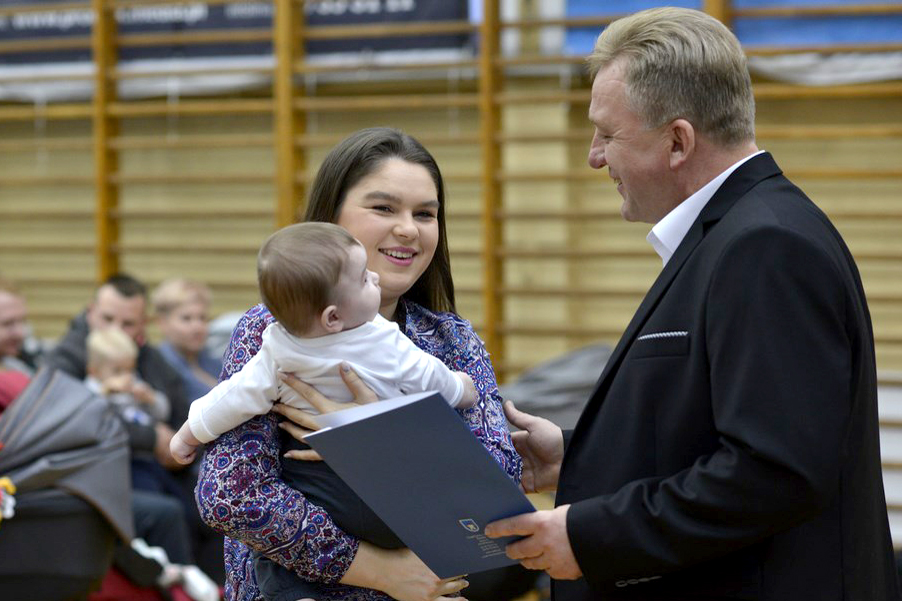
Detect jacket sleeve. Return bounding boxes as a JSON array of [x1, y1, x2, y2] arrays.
[[566, 226, 855, 586], [194, 307, 359, 584]]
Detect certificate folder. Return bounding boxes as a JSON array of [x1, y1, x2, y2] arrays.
[[304, 390, 535, 578]]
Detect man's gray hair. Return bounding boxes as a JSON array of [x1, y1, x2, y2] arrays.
[[587, 7, 755, 147]]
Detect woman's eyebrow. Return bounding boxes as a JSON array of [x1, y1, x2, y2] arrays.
[[363, 191, 400, 202]]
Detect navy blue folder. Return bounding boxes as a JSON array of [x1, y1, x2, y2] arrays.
[[304, 390, 535, 578]]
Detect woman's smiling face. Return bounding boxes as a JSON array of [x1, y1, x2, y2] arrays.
[[336, 157, 440, 318]]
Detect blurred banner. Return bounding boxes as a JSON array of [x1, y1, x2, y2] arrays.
[[0, 0, 470, 66]]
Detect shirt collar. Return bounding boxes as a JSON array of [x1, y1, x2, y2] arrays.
[[647, 150, 764, 266]]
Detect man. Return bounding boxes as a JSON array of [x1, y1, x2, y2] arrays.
[[0, 276, 33, 408], [485, 7, 899, 600], [0, 276, 33, 375]]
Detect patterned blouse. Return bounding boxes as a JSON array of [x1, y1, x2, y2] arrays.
[[196, 299, 522, 601]]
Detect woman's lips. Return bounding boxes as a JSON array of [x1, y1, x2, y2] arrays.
[[380, 248, 416, 266]]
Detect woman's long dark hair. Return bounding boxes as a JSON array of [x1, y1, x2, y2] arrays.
[[303, 127, 456, 315]]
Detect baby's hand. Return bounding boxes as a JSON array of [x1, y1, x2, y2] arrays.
[[455, 372, 478, 409], [169, 428, 199, 465], [131, 381, 157, 405]]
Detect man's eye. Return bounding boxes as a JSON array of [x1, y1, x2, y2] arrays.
[[372, 205, 391, 213]]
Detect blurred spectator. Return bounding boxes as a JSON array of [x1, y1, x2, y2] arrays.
[[0, 276, 33, 376], [87, 327, 170, 423], [0, 277, 35, 413], [85, 327, 180, 495], [151, 278, 222, 402]]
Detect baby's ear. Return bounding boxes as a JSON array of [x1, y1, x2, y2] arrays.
[[320, 305, 344, 334]]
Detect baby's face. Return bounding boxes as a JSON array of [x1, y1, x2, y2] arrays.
[[334, 243, 382, 330], [92, 356, 136, 389]]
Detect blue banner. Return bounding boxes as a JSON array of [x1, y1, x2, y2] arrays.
[[564, 0, 902, 56]]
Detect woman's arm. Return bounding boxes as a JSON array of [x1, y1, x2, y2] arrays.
[[194, 305, 359, 585]]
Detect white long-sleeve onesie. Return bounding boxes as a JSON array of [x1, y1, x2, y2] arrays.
[[187, 314, 464, 443]]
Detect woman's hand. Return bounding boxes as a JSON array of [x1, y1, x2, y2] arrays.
[[341, 542, 468, 601], [272, 363, 378, 461]]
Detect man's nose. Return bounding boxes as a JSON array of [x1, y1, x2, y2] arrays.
[[588, 137, 606, 169]]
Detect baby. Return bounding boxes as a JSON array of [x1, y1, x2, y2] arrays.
[[171, 222, 477, 601], [85, 327, 188, 500], [85, 327, 170, 426]]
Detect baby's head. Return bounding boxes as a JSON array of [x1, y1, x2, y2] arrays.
[[86, 326, 138, 385], [257, 223, 381, 338]]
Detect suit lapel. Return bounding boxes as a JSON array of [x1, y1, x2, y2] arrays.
[[576, 153, 783, 420]]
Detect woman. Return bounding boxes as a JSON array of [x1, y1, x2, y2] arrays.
[[196, 128, 521, 601], [152, 277, 223, 402]]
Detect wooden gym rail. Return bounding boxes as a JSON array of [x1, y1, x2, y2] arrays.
[[0, 104, 93, 120], [731, 2, 902, 18], [92, 0, 120, 279], [479, 0, 504, 366], [273, 0, 299, 229], [294, 59, 479, 75]]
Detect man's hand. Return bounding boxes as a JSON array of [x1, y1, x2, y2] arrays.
[[484, 505, 582, 580], [504, 401, 564, 493]]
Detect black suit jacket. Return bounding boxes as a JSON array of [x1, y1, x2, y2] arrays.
[[554, 154, 899, 600]]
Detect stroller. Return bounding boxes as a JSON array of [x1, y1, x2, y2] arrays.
[[0, 368, 132, 601]]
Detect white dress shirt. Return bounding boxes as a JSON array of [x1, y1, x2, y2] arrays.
[[647, 151, 765, 266]]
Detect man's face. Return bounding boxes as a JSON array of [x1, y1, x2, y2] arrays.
[[87, 285, 147, 346], [0, 291, 27, 359], [587, 60, 678, 224]]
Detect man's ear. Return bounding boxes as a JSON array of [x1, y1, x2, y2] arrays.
[[668, 118, 695, 170], [320, 305, 344, 334]]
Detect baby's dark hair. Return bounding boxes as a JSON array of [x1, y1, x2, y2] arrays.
[[257, 222, 359, 336]]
